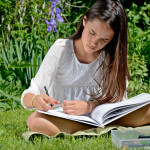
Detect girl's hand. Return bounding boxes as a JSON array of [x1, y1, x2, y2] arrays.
[[61, 100, 96, 116], [32, 93, 60, 111]]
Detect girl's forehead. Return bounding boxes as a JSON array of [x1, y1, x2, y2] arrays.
[[88, 18, 108, 28], [87, 18, 114, 39]]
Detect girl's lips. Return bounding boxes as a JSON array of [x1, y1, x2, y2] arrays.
[[88, 45, 95, 50]]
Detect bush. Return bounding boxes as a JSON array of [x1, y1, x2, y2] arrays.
[[0, 0, 83, 110], [0, 0, 149, 110], [126, 2, 150, 96]]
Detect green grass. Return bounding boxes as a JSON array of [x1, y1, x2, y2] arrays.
[[0, 108, 121, 150]]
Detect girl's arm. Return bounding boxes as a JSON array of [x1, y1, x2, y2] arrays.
[[87, 101, 99, 113], [21, 39, 66, 110], [23, 93, 35, 108], [23, 93, 60, 111]]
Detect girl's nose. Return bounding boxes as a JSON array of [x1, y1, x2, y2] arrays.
[[91, 39, 97, 47]]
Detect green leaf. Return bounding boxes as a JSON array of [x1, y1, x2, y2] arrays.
[[7, 60, 38, 68], [15, 40, 22, 61], [0, 102, 11, 109], [1, 46, 8, 67], [0, 89, 20, 101]]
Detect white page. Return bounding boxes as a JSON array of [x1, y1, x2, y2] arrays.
[[91, 93, 150, 127], [37, 106, 99, 126], [101, 101, 150, 126]]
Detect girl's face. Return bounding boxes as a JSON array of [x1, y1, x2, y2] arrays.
[[81, 16, 114, 55]]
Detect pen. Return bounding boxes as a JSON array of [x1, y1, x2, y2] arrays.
[[44, 86, 53, 107], [44, 86, 49, 96]]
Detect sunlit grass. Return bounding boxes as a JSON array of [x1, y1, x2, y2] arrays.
[[0, 108, 120, 150]]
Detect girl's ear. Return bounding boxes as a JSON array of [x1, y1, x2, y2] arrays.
[[83, 15, 87, 27]]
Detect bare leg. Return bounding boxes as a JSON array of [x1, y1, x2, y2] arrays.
[[110, 104, 150, 127], [27, 104, 150, 136], [27, 112, 95, 136]]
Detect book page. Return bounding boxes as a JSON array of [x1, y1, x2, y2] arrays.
[[37, 106, 99, 127], [91, 93, 150, 127], [102, 102, 150, 126]]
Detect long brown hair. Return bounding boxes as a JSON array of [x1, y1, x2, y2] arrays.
[[68, 0, 129, 104]]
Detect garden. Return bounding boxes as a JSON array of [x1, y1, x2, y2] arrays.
[[0, 0, 150, 149]]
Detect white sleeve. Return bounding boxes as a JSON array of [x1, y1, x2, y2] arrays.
[[21, 39, 66, 110]]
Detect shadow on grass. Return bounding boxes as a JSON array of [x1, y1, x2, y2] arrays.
[[27, 131, 111, 142]]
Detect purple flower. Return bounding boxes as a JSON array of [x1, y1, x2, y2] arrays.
[[47, 26, 52, 32], [50, 11, 54, 16], [45, 19, 56, 26], [56, 14, 64, 22], [45, 0, 64, 32], [45, 18, 57, 32], [55, 8, 61, 14], [45, 19, 50, 25], [50, 18, 56, 26], [58, 1, 62, 8], [51, 2, 56, 8], [54, 26, 57, 32]]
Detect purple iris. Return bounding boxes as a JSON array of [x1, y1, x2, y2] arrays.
[[47, 26, 52, 32], [50, 19, 56, 26], [45, 18, 57, 32], [45, 0, 64, 32], [57, 1, 62, 8], [56, 14, 64, 22], [51, 2, 56, 8], [55, 8, 61, 14], [45, 19, 56, 25], [50, 11, 54, 16], [54, 26, 57, 32]]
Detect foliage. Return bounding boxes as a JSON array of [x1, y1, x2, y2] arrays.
[[122, 0, 150, 8], [0, 0, 150, 110], [127, 54, 149, 97], [0, 0, 83, 109], [0, 0, 16, 29], [126, 2, 150, 97]]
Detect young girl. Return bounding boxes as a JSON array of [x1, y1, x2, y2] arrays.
[[21, 0, 150, 136]]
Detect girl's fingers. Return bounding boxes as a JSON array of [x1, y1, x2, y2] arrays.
[[33, 95, 52, 111], [63, 108, 78, 116], [62, 100, 88, 115], [41, 93, 58, 106], [63, 105, 74, 110], [62, 100, 74, 106], [62, 101, 77, 114], [36, 94, 60, 111], [63, 108, 74, 114], [53, 100, 60, 105]]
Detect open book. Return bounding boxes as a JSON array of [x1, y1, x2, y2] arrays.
[[37, 93, 150, 128]]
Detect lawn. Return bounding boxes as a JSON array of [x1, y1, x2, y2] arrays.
[[0, 108, 120, 150]]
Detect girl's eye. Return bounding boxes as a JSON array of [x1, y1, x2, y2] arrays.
[[103, 39, 107, 43], [98, 39, 108, 44], [101, 39, 108, 43], [90, 31, 95, 35]]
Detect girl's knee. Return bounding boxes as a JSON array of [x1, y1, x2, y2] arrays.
[[26, 112, 60, 135]]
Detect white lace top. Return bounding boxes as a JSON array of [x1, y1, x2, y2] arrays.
[[21, 39, 127, 110]]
